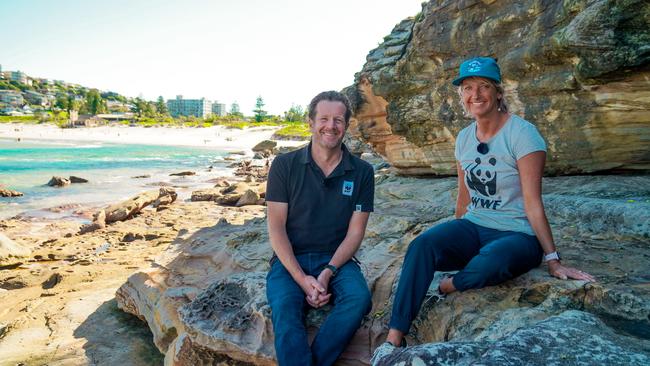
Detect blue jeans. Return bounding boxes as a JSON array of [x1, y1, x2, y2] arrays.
[[389, 219, 543, 333], [266, 252, 372, 366]]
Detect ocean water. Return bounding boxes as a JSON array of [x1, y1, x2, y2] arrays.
[[0, 138, 232, 219]]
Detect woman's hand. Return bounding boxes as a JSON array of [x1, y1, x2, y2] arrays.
[[548, 260, 596, 282]]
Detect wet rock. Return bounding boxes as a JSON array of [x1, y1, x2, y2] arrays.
[[132, 174, 151, 179], [41, 273, 63, 290], [170, 171, 196, 177], [0, 275, 29, 290], [0, 188, 23, 197], [146, 181, 173, 187], [69, 176, 88, 183], [47, 176, 70, 187]]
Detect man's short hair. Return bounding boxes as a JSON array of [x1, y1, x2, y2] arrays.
[[308, 91, 353, 124]]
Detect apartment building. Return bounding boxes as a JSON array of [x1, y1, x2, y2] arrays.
[[10, 71, 27, 84], [211, 102, 227, 117], [166, 95, 212, 118], [0, 90, 24, 107]]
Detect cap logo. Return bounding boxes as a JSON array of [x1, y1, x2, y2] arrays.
[[468, 60, 482, 72]]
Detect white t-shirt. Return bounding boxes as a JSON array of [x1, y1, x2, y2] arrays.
[[454, 114, 547, 235]]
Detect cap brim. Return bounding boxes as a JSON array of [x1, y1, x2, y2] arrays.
[[452, 76, 465, 86], [451, 74, 500, 86]]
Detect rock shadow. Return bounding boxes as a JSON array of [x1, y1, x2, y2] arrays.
[[74, 298, 164, 366]]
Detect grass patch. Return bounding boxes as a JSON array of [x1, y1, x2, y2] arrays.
[[274, 122, 311, 140], [0, 115, 40, 123]]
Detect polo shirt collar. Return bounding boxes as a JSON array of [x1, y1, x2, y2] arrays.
[[301, 142, 355, 172]]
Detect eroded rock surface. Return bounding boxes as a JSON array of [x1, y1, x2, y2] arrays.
[[0, 232, 30, 265], [344, 0, 650, 175], [373, 310, 650, 366], [116, 174, 650, 365]]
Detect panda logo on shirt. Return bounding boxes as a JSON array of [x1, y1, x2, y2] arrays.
[[465, 157, 497, 197]]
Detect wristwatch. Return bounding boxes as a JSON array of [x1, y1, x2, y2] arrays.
[[544, 251, 561, 262], [324, 264, 338, 277]]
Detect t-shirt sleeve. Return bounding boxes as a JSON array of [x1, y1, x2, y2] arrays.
[[513, 121, 547, 160], [356, 164, 374, 212], [265, 156, 289, 203]]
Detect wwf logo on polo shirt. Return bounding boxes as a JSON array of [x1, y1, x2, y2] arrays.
[[342, 180, 354, 196]]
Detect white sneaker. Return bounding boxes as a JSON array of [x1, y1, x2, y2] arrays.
[[370, 342, 397, 365]]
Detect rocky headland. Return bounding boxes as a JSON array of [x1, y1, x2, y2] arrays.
[[343, 0, 650, 175]]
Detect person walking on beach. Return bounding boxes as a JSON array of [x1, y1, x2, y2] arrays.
[[374, 57, 595, 357], [265, 91, 375, 366]]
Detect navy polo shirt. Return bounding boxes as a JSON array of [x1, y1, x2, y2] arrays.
[[266, 143, 374, 255]]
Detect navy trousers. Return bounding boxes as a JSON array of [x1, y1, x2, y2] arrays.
[[389, 219, 543, 333], [267, 252, 372, 366]]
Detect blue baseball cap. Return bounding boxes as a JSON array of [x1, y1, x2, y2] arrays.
[[452, 57, 502, 86]]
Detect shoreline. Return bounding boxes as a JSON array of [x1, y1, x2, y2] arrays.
[[0, 122, 306, 151], [0, 123, 306, 220]]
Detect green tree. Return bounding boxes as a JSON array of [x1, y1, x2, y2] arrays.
[[228, 102, 243, 119], [155, 96, 168, 116], [132, 98, 156, 118], [253, 96, 267, 122], [284, 104, 306, 122], [84, 89, 107, 115], [55, 93, 69, 111], [133, 97, 147, 118], [230, 102, 240, 114]]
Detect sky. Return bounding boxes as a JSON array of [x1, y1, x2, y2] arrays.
[[0, 0, 424, 115]]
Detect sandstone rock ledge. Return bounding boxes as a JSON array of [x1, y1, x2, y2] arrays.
[[116, 174, 650, 365], [344, 0, 650, 175]]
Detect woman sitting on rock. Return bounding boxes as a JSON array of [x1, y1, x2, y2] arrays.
[[379, 57, 595, 351]]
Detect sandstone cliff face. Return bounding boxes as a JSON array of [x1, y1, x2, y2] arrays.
[[344, 0, 650, 175], [116, 174, 650, 365]]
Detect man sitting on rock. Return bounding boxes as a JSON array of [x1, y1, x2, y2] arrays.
[[265, 91, 374, 366]]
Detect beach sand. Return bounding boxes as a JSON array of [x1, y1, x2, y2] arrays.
[[0, 123, 305, 151]]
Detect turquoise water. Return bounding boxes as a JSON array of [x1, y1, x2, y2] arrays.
[[0, 138, 229, 219]]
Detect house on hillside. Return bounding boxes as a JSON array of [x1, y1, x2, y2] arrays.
[[75, 114, 107, 127], [0, 90, 24, 111], [24, 90, 49, 107], [96, 112, 135, 122], [10, 71, 27, 84]]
